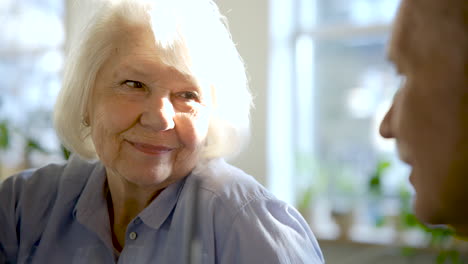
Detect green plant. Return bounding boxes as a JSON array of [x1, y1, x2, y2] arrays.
[[61, 145, 71, 160], [0, 120, 52, 176], [368, 160, 391, 196], [297, 185, 315, 217], [294, 152, 329, 217], [0, 120, 11, 179], [398, 187, 466, 264], [368, 159, 466, 263], [367, 159, 391, 227], [0, 120, 9, 150]]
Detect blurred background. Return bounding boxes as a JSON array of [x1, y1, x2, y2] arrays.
[[1, 0, 467, 263]]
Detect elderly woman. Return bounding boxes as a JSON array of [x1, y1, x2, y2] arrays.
[[0, 0, 324, 263]]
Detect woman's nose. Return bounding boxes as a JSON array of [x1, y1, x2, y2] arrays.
[[140, 96, 175, 131], [379, 104, 394, 139]]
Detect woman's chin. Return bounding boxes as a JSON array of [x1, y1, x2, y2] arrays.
[[113, 163, 172, 188]]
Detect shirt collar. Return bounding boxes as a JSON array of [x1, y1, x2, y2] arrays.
[[73, 161, 107, 218], [138, 176, 188, 230], [73, 159, 189, 232], [73, 161, 112, 247]]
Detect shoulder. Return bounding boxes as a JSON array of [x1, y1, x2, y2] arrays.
[[0, 155, 99, 225], [191, 159, 274, 214], [0, 156, 101, 262], [187, 159, 324, 263], [1, 162, 66, 203], [1, 155, 97, 200]]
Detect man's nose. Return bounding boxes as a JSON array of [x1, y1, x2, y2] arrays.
[[140, 96, 176, 131], [379, 104, 394, 139]]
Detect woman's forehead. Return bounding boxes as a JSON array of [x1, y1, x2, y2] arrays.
[[112, 57, 198, 85], [100, 6, 218, 90], [107, 22, 196, 79]]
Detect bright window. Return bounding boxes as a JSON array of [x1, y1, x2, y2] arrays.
[[269, 0, 415, 244], [0, 0, 65, 178]]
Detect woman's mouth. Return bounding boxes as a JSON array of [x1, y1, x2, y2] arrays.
[[127, 140, 174, 155]]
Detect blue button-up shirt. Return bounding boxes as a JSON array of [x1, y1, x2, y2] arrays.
[[0, 156, 324, 263]]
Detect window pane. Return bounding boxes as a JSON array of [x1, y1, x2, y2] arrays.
[[293, 0, 413, 243], [0, 0, 65, 178], [299, 0, 400, 28]]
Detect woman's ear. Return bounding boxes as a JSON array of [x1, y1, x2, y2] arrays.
[[82, 114, 90, 127]]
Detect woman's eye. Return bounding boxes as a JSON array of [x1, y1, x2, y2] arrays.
[[179, 91, 199, 101], [123, 80, 144, 89]]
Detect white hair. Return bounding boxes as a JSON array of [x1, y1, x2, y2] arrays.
[[54, 0, 252, 162]]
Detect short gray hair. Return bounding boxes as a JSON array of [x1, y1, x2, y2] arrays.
[[54, 0, 252, 161]]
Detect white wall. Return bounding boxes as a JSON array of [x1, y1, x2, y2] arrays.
[[215, 0, 269, 185]]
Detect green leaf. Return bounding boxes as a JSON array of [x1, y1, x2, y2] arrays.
[[26, 138, 48, 154], [0, 121, 9, 149], [368, 173, 381, 194], [401, 212, 419, 228], [368, 160, 391, 195], [448, 250, 461, 264], [61, 145, 71, 160], [436, 253, 447, 264], [377, 161, 391, 172], [401, 246, 416, 257]]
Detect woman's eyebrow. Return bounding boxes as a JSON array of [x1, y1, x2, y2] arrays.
[[113, 62, 199, 88], [112, 64, 147, 80]]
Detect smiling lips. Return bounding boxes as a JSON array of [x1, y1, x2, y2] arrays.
[[128, 140, 174, 155]]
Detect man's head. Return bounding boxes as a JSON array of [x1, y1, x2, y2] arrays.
[[380, 0, 468, 233]]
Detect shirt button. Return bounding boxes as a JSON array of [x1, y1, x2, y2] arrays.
[[129, 232, 138, 240], [134, 218, 141, 225]]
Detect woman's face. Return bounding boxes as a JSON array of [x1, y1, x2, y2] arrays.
[[88, 24, 211, 189]]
